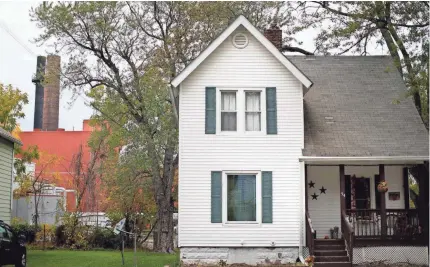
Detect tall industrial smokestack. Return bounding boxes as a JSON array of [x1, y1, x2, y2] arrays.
[[42, 55, 61, 131], [32, 56, 46, 130]]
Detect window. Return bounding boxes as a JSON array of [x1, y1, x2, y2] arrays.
[[221, 91, 237, 131], [245, 91, 261, 131], [215, 88, 267, 134], [0, 225, 9, 239], [227, 174, 256, 221]]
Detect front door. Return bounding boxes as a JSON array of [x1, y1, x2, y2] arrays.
[[355, 178, 371, 209], [345, 176, 371, 209]]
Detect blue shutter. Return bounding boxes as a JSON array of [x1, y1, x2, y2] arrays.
[[205, 87, 216, 134], [262, 171, 273, 223], [266, 87, 277, 134], [211, 171, 222, 223]]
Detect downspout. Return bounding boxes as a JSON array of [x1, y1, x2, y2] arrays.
[[298, 161, 305, 263]]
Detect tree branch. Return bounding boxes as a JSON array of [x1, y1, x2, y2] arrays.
[[337, 27, 376, 55], [391, 22, 429, 28], [281, 45, 314, 55]]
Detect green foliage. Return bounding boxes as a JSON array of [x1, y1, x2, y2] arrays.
[[10, 219, 39, 243], [0, 83, 28, 132], [88, 228, 120, 249], [60, 213, 89, 249], [14, 145, 40, 187], [409, 177, 419, 209]]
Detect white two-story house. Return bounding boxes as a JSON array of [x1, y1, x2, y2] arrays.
[[173, 16, 429, 266]]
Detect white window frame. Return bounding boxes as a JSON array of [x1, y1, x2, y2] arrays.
[[219, 90, 238, 132], [216, 87, 266, 135], [244, 90, 263, 132], [222, 170, 262, 225]]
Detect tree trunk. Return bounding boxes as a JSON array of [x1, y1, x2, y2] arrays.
[[154, 146, 175, 253], [146, 127, 175, 253], [33, 192, 39, 229]]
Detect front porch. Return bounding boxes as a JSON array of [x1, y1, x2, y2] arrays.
[[303, 159, 429, 265]]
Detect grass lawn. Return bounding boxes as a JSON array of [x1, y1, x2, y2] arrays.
[[22, 249, 179, 267]]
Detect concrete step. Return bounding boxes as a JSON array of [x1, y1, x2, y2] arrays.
[[316, 256, 350, 262], [314, 250, 347, 256]]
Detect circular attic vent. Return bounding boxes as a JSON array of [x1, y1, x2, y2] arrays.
[[232, 33, 249, 49]]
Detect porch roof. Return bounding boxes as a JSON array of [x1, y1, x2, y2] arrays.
[[288, 56, 429, 158], [299, 155, 428, 165]]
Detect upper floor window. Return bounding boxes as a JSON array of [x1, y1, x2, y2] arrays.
[[210, 87, 274, 134], [245, 91, 261, 131], [221, 91, 237, 131]]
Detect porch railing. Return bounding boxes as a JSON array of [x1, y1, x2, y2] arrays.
[[306, 211, 315, 256], [341, 211, 354, 263], [346, 209, 421, 239]]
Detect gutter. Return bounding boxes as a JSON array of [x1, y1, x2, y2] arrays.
[[299, 156, 428, 163]]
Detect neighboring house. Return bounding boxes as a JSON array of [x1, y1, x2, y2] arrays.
[[174, 16, 429, 266], [0, 127, 22, 224]]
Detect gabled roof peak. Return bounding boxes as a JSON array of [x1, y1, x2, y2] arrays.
[[171, 15, 312, 88]]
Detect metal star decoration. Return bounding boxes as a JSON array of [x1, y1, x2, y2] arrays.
[[311, 193, 319, 200], [319, 186, 327, 194], [308, 181, 315, 188]]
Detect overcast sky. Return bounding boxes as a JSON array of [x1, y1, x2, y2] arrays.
[[0, 2, 385, 132], [0, 2, 93, 131]]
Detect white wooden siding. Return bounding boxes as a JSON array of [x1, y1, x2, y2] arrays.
[[178, 26, 303, 247], [307, 166, 341, 239], [308, 165, 405, 238], [0, 138, 13, 223]]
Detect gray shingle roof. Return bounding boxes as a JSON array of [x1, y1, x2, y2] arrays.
[[0, 127, 22, 146], [287, 56, 429, 157]]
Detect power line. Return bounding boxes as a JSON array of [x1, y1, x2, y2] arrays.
[[0, 19, 36, 57]]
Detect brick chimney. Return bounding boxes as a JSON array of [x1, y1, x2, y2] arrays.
[[42, 55, 61, 131], [264, 23, 282, 51]]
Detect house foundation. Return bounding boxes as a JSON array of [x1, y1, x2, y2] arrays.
[[180, 247, 299, 265]]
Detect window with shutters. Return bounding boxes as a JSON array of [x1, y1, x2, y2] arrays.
[[221, 171, 262, 224], [216, 88, 268, 134], [227, 175, 256, 221], [221, 91, 237, 131]]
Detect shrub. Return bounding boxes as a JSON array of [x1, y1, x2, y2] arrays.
[[89, 228, 120, 249], [35, 224, 56, 243], [10, 220, 39, 244], [55, 224, 67, 246]]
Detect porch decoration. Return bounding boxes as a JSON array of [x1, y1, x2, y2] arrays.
[[377, 180, 388, 193], [305, 256, 315, 267], [319, 186, 327, 194], [311, 193, 319, 200], [308, 180, 315, 188], [333, 226, 339, 239]]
